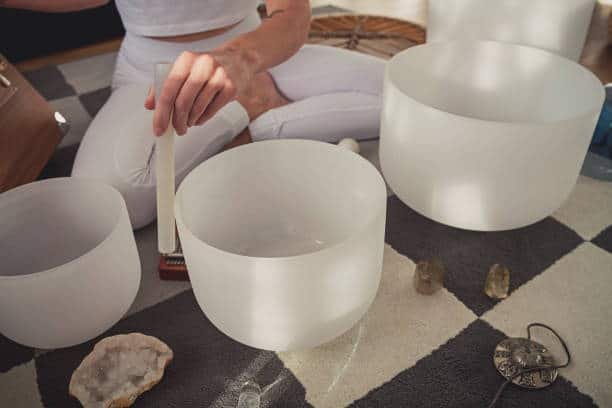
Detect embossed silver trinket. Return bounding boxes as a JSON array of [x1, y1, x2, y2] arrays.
[[493, 337, 558, 389], [487, 323, 571, 408]]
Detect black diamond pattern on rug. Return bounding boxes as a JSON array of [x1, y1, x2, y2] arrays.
[[385, 196, 584, 316], [350, 320, 596, 408], [592, 225, 612, 254], [78, 86, 111, 117], [23, 66, 76, 100], [35, 290, 311, 408], [0, 334, 34, 373], [38, 144, 79, 180]]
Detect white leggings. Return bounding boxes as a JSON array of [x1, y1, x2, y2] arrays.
[[72, 12, 385, 229]]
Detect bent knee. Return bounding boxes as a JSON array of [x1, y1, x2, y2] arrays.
[[71, 84, 160, 229], [72, 161, 156, 230]]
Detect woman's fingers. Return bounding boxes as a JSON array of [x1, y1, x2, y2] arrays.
[[173, 55, 216, 135], [195, 82, 235, 126], [151, 51, 241, 135], [187, 66, 226, 127], [153, 51, 195, 136], [172, 77, 203, 135], [144, 86, 155, 110]]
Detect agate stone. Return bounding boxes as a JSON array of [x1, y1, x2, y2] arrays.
[[69, 333, 173, 408]]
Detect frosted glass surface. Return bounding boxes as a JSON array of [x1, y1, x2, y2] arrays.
[[0, 178, 141, 348], [380, 41, 604, 231], [427, 0, 596, 61], [175, 140, 387, 351]]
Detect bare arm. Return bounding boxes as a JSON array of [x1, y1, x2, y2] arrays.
[[147, 0, 312, 136], [216, 0, 311, 75], [0, 0, 109, 12]]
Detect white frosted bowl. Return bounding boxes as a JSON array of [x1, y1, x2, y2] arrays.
[[175, 139, 387, 351], [427, 0, 596, 61], [380, 41, 604, 231], [0, 178, 141, 348]]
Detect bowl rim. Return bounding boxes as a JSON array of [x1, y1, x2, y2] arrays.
[[175, 139, 387, 261], [385, 40, 606, 126], [0, 178, 127, 281]]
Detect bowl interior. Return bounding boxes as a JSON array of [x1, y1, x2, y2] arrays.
[[387, 41, 603, 123], [0, 179, 122, 277], [176, 140, 385, 258]]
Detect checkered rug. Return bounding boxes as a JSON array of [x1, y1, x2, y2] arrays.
[[2, 6, 612, 408]]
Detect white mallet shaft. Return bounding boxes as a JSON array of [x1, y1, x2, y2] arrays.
[[154, 63, 176, 254]]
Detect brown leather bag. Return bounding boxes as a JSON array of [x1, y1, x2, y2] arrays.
[[0, 55, 62, 193]]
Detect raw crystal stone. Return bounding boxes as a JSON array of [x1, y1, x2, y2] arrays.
[[413, 259, 445, 295], [237, 381, 261, 408], [485, 264, 510, 299], [69, 333, 173, 408]]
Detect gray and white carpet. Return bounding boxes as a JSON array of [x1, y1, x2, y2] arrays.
[[2, 6, 612, 408]]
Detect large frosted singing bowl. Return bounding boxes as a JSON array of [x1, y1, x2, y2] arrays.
[[427, 0, 596, 61], [380, 41, 604, 231], [0, 178, 141, 348], [175, 139, 387, 351]]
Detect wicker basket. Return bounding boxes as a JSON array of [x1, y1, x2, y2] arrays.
[[307, 15, 426, 59]]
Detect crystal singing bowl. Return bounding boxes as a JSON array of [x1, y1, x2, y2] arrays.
[[0, 178, 141, 348], [427, 0, 596, 61], [175, 139, 387, 351], [380, 41, 604, 231]]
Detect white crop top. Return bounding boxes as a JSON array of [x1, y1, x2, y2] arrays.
[[115, 0, 260, 37]]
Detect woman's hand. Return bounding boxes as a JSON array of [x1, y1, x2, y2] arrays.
[[145, 0, 310, 136], [145, 48, 254, 136]]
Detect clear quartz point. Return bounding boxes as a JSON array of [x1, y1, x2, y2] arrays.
[[237, 381, 261, 408], [413, 259, 445, 295], [485, 264, 510, 299]]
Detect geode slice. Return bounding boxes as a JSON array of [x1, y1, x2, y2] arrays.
[[69, 333, 173, 408]]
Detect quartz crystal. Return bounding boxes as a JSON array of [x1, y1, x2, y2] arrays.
[[485, 264, 510, 299], [413, 259, 445, 295], [69, 333, 173, 408], [237, 381, 261, 408]]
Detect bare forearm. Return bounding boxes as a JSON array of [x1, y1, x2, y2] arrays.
[[0, 0, 109, 12], [216, 0, 311, 74]]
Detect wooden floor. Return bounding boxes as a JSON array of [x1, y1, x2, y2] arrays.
[[15, 38, 123, 72], [15, 1, 612, 84]]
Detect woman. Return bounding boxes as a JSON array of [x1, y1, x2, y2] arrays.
[[4, 0, 385, 228]]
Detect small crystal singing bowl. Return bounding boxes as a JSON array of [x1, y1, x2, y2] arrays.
[[175, 139, 387, 351], [381, 40, 605, 231], [427, 0, 596, 61], [0, 178, 141, 349]]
